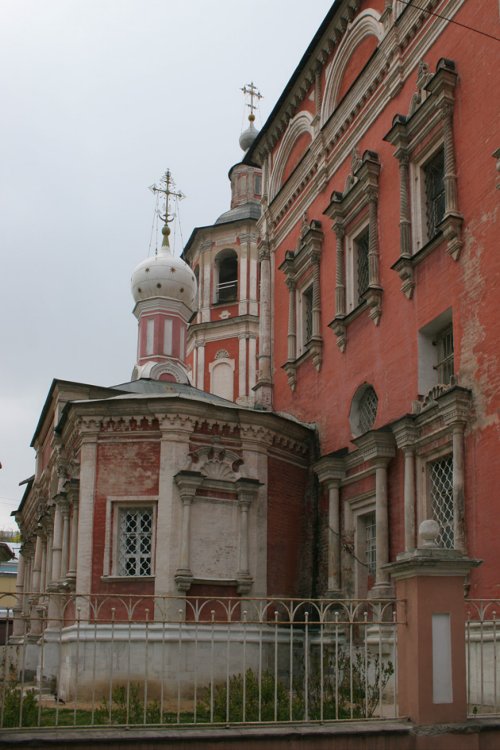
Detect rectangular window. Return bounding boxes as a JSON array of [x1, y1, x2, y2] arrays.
[[146, 319, 155, 355], [118, 507, 153, 576], [429, 455, 454, 549], [364, 511, 376, 576], [424, 148, 445, 241], [163, 319, 173, 355], [303, 286, 313, 345], [355, 228, 370, 304], [433, 324, 454, 384]]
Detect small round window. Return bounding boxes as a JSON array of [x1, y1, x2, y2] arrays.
[[350, 384, 378, 436]]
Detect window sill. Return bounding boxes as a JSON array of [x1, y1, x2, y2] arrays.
[[328, 286, 383, 353], [282, 336, 323, 391], [392, 212, 464, 300], [101, 575, 155, 582]]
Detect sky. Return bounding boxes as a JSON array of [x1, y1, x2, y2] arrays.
[[0, 0, 333, 529]]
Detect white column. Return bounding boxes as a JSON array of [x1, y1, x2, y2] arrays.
[[75, 431, 98, 607], [375, 462, 390, 589], [60, 500, 70, 580], [196, 343, 205, 390], [327, 481, 341, 594], [50, 503, 63, 583], [238, 335, 247, 400], [40, 536, 47, 593], [404, 448, 416, 551], [67, 499, 78, 581], [248, 335, 257, 396], [32, 533, 44, 594]]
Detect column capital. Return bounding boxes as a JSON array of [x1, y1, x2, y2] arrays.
[[235, 477, 262, 507], [174, 470, 204, 502], [313, 451, 347, 486], [352, 429, 396, 464], [391, 416, 418, 450]]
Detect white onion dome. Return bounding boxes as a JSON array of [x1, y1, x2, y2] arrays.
[[131, 227, 197, 309], [239, 115, 259, 152]]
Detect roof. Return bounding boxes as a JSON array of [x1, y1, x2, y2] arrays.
[[110, 379, 237, 406], [215, 202, 261, 225]]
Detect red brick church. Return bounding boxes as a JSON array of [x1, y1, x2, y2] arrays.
[[11, 0, 500, 701]]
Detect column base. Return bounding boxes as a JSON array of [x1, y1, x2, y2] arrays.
[[369, 582, 394, 600]]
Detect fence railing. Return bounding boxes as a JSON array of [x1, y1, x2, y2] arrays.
[[0, 592, 399, 729], [466, 599, 500, 717]]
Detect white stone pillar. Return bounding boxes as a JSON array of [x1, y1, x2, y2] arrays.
[[255, 241, 273, 408], [155, 416, 193, 616], [40, 535, 47, 593], [196, 342, 205, 391], [32, 533, 44, 594], [248, 335, 257, 396], [173, 470, 202, 592], [375, 462, 390, 589], [238, 335, 247, 400], [404, 448, 416, 552], [50, 502, 63, 583], [60, 500, 70, 580], [235, 478, 261, 595], [314, 455, 346, 597], [67, 499, 79, 581], [75, 427, 99, 614]]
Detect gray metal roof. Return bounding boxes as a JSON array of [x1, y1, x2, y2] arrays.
[[215, 202, 261, 225]]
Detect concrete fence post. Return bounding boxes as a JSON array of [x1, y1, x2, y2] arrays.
[[386, 519, 481, 725]]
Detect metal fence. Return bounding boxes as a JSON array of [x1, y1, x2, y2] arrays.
[[0, 593, 399, 729], [466, 599, 500, 717]]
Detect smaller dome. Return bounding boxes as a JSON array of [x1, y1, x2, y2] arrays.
[[131, 233, 197, 310], [239, 120, 259, 152]]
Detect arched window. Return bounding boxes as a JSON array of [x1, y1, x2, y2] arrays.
[[349, 384, 378, 436], [216, 250, 238, 304]]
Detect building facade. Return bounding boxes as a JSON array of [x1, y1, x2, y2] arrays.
[[10, 0, 500, 700], [247, 0, 499, 600]]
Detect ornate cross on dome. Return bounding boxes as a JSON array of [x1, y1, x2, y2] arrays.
[[241, 82, 262, 121], [150, 169, 185, 228]]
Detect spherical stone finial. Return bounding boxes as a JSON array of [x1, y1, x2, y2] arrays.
[[418, 519, 441, 548], [239, 120, 259, 152]]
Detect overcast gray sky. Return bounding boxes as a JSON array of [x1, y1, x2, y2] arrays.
[[0, 0, 333, 529]]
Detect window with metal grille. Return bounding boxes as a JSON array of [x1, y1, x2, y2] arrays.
[[358, 386, 378, 434], [430, 456, 454, 549], [364, 512, 376, 576], [118, 508, 153, 576], [424, 148, 445, 240], [303, 286, 313, 344], [355, 229, 370, 303], [433, 325, 454, 384]]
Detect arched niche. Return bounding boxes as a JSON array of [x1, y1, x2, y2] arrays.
[[321, 10, 383, 126], [269, 111, 314, 201]]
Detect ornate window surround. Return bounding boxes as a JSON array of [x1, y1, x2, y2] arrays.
[[384, 58, 463, 299], [102, 496, 157, 580], [279, 217, 323, 391], [324, 149, 382, 352], [391, 384, 471, 554], [173, 448, 261, 594]]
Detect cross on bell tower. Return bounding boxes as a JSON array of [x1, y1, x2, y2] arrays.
[[241, 82, 263, 123], [149, 169, 185, 249]]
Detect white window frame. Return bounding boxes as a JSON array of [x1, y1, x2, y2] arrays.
[[102, 496, 157, 579], [296, 282, 314, 357], [411, 142, 445, 254], [417, 309, 453, 395], [345, 219, 370, 313], [348, 495, 376, 599], [416, 445, 454, 547]]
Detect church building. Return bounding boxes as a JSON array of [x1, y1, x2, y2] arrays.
[[10, 0, 500, 701]]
